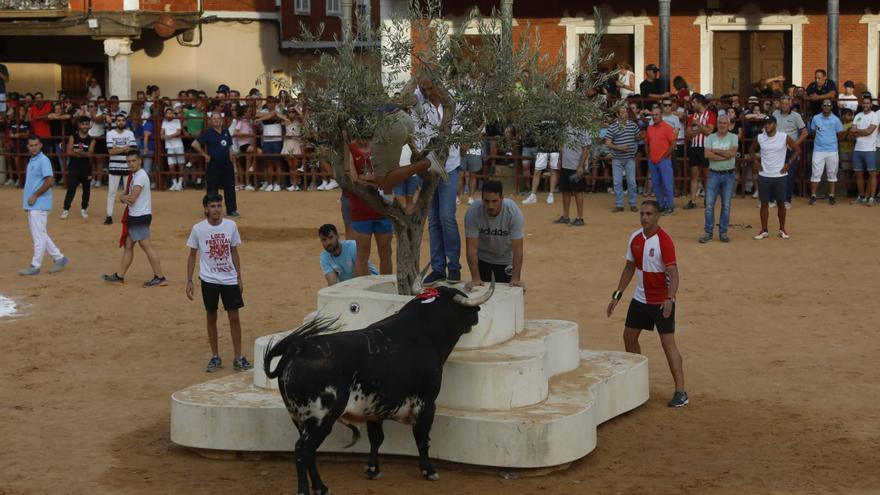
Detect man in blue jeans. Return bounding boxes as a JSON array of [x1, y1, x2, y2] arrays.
[[605, 107, 641, 212], [644, 105, 676, 215], [425, 159, 462, 284], [700, 115, 739, 243]]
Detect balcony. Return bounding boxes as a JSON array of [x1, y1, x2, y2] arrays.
[[0, 0, 69, 17]]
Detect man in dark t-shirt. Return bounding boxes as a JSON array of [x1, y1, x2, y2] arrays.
[[806, 69, 838, 117], [193, 113, 238, 217], [63, 116, 94, 219], [640, 64, 668, 101]]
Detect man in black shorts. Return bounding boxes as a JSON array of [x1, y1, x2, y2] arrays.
[[186, 193, 252, 372], [464, 180, 525, 290], [556, 127, 589, 225], [606, 200, 687, 407]]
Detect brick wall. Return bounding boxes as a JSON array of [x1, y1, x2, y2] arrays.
[[203, 0, 276, 11], [839, 14, 869, 94]]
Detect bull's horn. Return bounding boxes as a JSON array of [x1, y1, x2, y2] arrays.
[[452, 274, 496, 307], [411, 263, 432, 294]]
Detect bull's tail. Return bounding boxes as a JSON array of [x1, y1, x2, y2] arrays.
[[337, 418, 362, 449], [262, 315, 340, 380]]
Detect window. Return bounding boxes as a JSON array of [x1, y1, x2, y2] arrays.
[[326, 0, 340, 16], [355, 0, 369, 21], [294, 0, 310, 15], [354, 0, 371, 40]]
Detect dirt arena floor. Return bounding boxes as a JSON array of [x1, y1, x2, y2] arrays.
[[1, 185, 878, 495]]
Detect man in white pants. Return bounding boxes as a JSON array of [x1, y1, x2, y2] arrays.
[[808, 100, 844, 205], [20, 136, 68, 276], [105, 114, 137, 225]]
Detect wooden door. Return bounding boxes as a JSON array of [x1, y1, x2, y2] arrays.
[[750, 32, 786, 89], [713, 32, 749, 96], [61, 64, 104, 100], [579, 33, 633, 71]]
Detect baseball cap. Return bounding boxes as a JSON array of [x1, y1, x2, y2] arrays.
[[646, 64, 659, 72], [747, 95, 759, 103], [704, 93, 715, 101], [763, 115, 777, 124], [844, 80, 855, 88], [217, 84, 230, 94]]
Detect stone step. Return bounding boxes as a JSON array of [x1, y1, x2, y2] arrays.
[[170, 350, 649, 469], [253, 319, 580, 411], [313, 275, 525, 350]]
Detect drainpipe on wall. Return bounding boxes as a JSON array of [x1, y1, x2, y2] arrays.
[[827, 0, 839, 84], [658, 0, 671, 93]]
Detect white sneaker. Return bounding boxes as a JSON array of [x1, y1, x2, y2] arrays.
[[784, 201, 792, 210], [272, 183, 281, 192], [317, 180, 328, 191], [546, 193, 555, 205], [245, 184, 255, 191], [769, 201, 777, 209], [196, 177, 202, 186], [260, 182, 270, 191], [751, 189, 759, 199], [754, 230, 769, 240], [286, 184, 300, 192], [297, 165, 304, 172], [778, 228, 790, 239], [60, 210, 69, 220], [456, 196, 461, 205], [3, 179, 12, 186], [324, 179, 339, 190], [522, 193, 537, 205], [467, 197, 474, 205], [185, 161, 193, 169], [80, 209, 88, 219], [93, 181, 100, 189]]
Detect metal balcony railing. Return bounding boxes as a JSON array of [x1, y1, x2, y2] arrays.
[[0, 0, 68, 11]]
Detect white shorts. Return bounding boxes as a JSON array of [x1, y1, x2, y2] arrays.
[[166, 144, 185, 166], [534, 152, 560, 171], [811, 151, 839, 183]]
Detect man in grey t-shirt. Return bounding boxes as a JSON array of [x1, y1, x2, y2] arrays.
[[464, 180, 525, 290], [771, 96, 807, 208]]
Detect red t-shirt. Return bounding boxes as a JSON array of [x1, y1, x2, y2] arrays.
[[626, 227, 677, 305], [28, 102, 52, 138], [645, 121, 676, 163], [347, 143, 384, 222]]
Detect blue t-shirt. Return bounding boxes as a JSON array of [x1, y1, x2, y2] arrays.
[[23, 152, 54, 211], [135, 120, 155, 154], [196, 127, 233, 166], [809, 113, 844, 153], [319, 240, 377, 282]]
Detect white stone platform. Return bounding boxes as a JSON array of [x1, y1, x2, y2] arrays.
[[170, 276, 649, 469]]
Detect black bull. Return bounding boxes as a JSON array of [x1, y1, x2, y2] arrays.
[[263, 280, 495, 495]]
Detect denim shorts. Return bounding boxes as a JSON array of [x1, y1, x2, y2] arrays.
[[393, 174, 422, 196], [852, 150, 877, 172], [352, 218, 393, 235], [462, 154, 483, 173], [261, 140, 283, 155]]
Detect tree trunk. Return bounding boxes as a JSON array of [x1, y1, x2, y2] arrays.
[[330, 138, 440, 296]]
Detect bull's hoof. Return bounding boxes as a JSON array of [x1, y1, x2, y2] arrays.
[[364, 465, 382, 480], [421, 470, 440, 481]]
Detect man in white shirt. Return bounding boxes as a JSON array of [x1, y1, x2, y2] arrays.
[[749, 116, 801, 240], [104, 114, 137, 225], [101, 152, 166, 287], [186, 193, 252, 373], [161, 108, 185, 191], [848, 95, 880, 205]]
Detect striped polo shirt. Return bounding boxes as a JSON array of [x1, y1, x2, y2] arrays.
[[626, 227, 677, 305], [688, 110, 716, 148], [606, 120, 640, 159]]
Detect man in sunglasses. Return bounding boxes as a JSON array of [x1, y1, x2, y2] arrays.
[[807, 100, 844, 205]]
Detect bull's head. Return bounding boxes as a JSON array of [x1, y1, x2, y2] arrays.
[[412, 263, 495, 309]]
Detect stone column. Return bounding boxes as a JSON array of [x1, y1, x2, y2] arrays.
[[827, 0, 839, 84], [341, 0, 354, 42], [103, 37, 132, 111], [658, 0, 671, 93]]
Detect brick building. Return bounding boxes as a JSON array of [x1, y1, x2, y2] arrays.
[[1, 1, 878, 101]]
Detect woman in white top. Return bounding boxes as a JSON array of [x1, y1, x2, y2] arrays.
[[616, 62, 636, 98], [282, 103, 305, 191], [232, 105, 258, 191], [87, 77, 102, 101], [838, 81, 859, 113]]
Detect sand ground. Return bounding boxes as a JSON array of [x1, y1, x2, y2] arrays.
[[0, 186, 878, 495]]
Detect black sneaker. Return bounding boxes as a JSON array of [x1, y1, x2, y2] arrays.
[[447, 269, 461, 283], [570, 218, 585, 226], [227, 211, 241, 218], [143, 276, 168, 288], [829, 195, 836, 206], [103, 216, 113, 225], [422, 271, 446, 286], [683, 201, 696, 210], [553, 216, 570, 224], [808, 195, 817, 205], [206, 356, 222, 373], [668, 391, 689, 408], [101, 273, 124, 284], [233, 356, 253, 371]]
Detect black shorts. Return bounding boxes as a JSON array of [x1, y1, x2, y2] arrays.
[[625, 299, 675, 334], [559, 168, 586, 193], [478, 259, 512, 284], [757, 175, 786, 204], [201, 280, 244, 312], [93, 138, 107, 156], [687, 146, 708, 168], [183, 137, 195, 151]]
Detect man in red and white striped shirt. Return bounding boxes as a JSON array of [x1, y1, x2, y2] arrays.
[[607, 200, 688, 407], [684, 94, 716, 210]]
